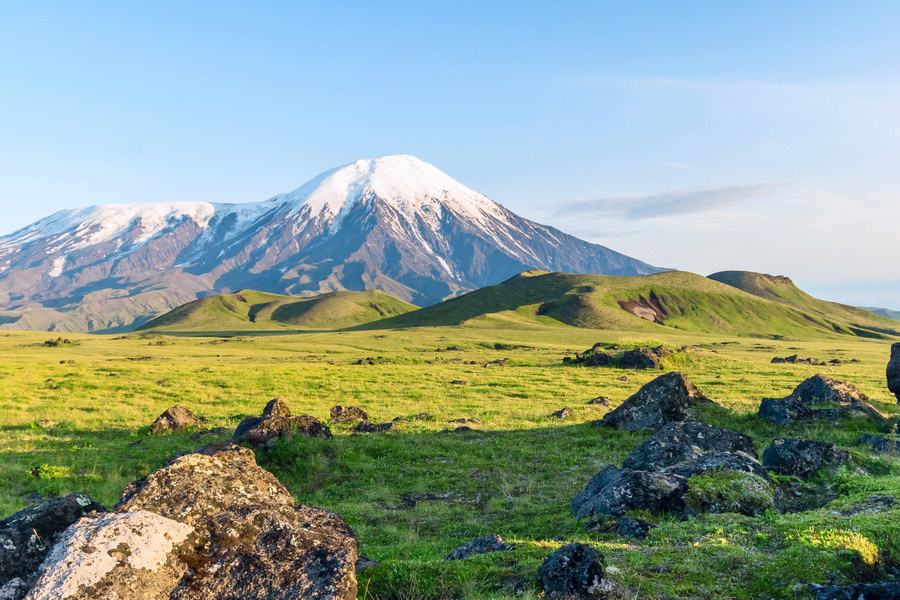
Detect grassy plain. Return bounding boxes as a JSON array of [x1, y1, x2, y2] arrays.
[[0, 324, 897, 599]]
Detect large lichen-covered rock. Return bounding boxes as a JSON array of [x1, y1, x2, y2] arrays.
[[762, 438, 850, 478], [117, 446, 358, 599], [25, 510, 194, 600], [812, 581, 900, 600], [232, 414, 331, 449], [571, 466, 686, 518], [684, 470, 776, 516], [888, 343, 900, 402], [758, 395, 817, 425], [622, 422, 758, 471], [595, 373, 714, 431], [537, 543, 608, 599], [149, 405, 205, 435], [792, 375, 869, 405], [262, 397, 291, 417], [0, 493, 106, 591]]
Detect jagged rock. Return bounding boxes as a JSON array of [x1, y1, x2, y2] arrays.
[[116, 446, 358, 599], [857, 434, 900, 455], [537, 543, 607, 599], [330, 405, 369, 423], [0, 493, 106, 590], [551, 408, 571, 419], [351, 421, 393, 434], [758, 395, 817, 424], [444, 533, 515, 560], [25, 511, 195, 600], [812, 582, 900, 600], [586, 396, 609, 405], [620, 348, 660, 370], [571, 466, 686, 518], [594, 373, 714, 431], [792, 374, 869, 404], [263, 397, 291, 417], [149, 405, 205, 435], [887, 343, 900, 403], [586, 516, 656, 540], [664, 450, 770, 481], [233, 409, 331, 449], [622, 422, 758, 471], [762, 438, 850, 478]]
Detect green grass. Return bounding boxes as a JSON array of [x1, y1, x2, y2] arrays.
[[0, 325, 897, 599]]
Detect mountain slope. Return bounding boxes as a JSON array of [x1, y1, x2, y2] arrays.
[[360, 270, 900, 339], [138, 289, 416, 333], [708, 271, 900, 337], [0, 155, 661, 332], [861, 306, 900, 321]]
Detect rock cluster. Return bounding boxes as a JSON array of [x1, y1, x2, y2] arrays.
[[564, 345, 675, 369], [594, 373, 716, 431], [330, 405, 369, 423], [232, 399, 331, 449], [758, 375, 884, 425], [771, 354, 823, 365], [443, 533, 514, 560]]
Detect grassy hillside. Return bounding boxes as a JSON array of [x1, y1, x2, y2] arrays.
[[709, 271, 900, 337], [861, 306, 900, 321], [0, 326, 896, 599], [138, 289, 417, 333], [361, 270, 900, 339]]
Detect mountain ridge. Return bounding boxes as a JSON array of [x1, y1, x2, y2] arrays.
[[0, 155, 662, 332]]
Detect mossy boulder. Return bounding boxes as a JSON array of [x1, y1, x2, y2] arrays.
[[685, 470, 776, 516]]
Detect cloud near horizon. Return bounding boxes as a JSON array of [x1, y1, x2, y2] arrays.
[[559, 183, 784, 220]]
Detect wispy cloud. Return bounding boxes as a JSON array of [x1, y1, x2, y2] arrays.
[[558, 183, 784, 220]]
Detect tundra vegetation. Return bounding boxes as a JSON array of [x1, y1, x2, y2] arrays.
[[0, 324, 897, 599]]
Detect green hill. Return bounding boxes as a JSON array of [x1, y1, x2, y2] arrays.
[[359, 270, 900, 339], [708, 270, 900, 338], [137, 289, 417, 333]]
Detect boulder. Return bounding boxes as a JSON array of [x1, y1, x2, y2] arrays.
[[330, 405, 369, 423], [582, 352, 616, 367], [762, 438, 850, 478], [116, 446, 358, 599], [620, 348, 660, 370], [25, 510, 195, 600], [537, 543, 607, 599], [857, 434, 900, 455], [233, 414, 331, 449], [585, 516, 656, 540], [351, 421, 393, 434], [595, 373, 713, 431], [551, 408, 571, 419], [683, 470, 775, 516], [664, 450, 770, 482], [771, 355, 823, 365], [758, 395, 816, 425], [443, 533, 515, 560], [586, 396, 609, 406], [622, 422, 758, 471], [149, 405, 205, 435], [887, 343, 900, 402], [571, 466, 686, 518], [0, 493, 106, 590], [262, 397, 291, 417], [792, 374, 869, 405], [812, 582, 900, 600]]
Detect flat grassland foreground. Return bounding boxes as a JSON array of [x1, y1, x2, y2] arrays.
[[0, 326, 897, 599]]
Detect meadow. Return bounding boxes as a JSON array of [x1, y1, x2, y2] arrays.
[[0, 325, 897, 599]]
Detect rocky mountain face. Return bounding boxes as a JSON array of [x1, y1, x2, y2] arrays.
[[0, 155, 661, 332]]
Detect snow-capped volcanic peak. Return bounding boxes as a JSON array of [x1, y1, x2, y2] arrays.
[[276, 155, 508, 225]]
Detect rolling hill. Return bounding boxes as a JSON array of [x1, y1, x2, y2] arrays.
[[357, 270, 900, 338], [137, 289, 416, 333], [861, 306, 900, 321]]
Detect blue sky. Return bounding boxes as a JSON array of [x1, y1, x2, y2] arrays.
[[1, 1, 899, 305]]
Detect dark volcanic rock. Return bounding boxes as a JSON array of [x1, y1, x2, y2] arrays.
[[758, 395, 816, 425], [0, 493, 106, 590], [595, 372, 713, 431], [857, 434, 900, 455], [149, 405, 205, 435], [812, 582, 900, 600], [444, 533, 515, 560], [792, 374, 869, 404], [771, 355, 823, 365], [888, 342, 900, 402], [550, 408, 572, 419], [762, 438, 850, 478], [330, 405, 369, 423], [537, 543, 607, 599], [351, 421, 393, 434], [571, 466, 686, 518], [622, 422, 759, 472], [620, 348, 660, 370], [233, 414, 332, 449], [262, 397, 291, 417], [114, 446, 358, 599], [586, 396, 609, 405], [586, 516, 656, 540]]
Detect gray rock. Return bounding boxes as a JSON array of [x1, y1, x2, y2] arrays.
[[330, 405, 369, 423], [571, 466, 686, 518], [586, 396, 609, 405], [149, 405, 205, 435], [551, 408, 571, 419], [0, 493, 106, 590], [444, 533, 515, 560], [595, 372, 714, 431], [233, 414, 331, 449], [792, 374, 869, 405], [812, 582, 900, 600], [762, 438, 850, 478], [758, 395, 816, 424], [888, 342, 900, 402], [262, 397, 291, 417], [857, 434, 900, 455], [537, 543, 607, 599], [622, 422, 758, 471]]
